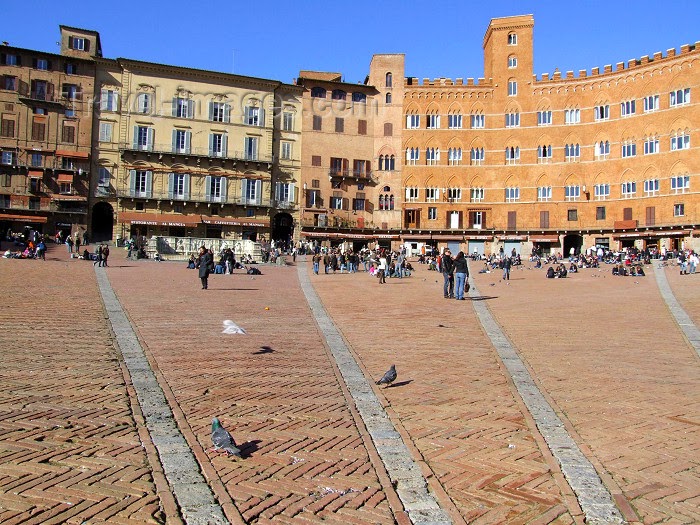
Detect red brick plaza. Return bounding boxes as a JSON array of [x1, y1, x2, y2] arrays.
[[0, 243, 698, 524]]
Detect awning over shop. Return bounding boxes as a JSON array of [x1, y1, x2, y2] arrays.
[[465, 234, 494, 240], [376, 234, 400, 240], [55, 149, 89, 159], [530, 234, 560, 242], [119, 211, 201, 227], [57, 173, 74, 183], [28, 170, 43, 178], [0, 213, 48, 223], [432, 234, 464, 241], [401, 234, 433, 240], [614, 230, 690, 239], [51, 194, 87, 201], [200, 215, 270, 227], [499, 235, 527, 241]]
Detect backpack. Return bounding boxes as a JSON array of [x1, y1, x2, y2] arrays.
[[247, 267, 261, 275]]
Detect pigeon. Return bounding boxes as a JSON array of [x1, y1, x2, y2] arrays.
[[211, 417, 241, 457], [376, 365, 397, 387], [222, 320, 246, 334]]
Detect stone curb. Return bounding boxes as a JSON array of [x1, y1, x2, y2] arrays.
[[95, 267, 229, 525], [466, 264, 626, 525], [652, 263, 700, 357], [297, 260, 453, 525]]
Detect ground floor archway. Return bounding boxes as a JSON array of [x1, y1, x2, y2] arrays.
[[271, 212, 293, 249], [91, 201, 114, 243], [563, 234, 583, 257]]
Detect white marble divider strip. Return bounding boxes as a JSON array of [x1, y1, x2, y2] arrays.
[[95, 267, 228, 525], [652, 263, 700, 357], [297, 263, 452, 525], [466, 267, 625, 525]]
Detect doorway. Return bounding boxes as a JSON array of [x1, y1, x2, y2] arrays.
[[91, 201, 114, 242], [563, 234, 583, 256]]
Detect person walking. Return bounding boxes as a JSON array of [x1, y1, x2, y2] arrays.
[[197, 246, 212, 289], [312, 252, 321, 275], [94, 244, 103, 266], [453, 251, 469, 300], [378, 251, 387, 284], [74, 232, 81, 254], [66, 234, 74, 254], [503, 255, 512, 281], [102, 245, 110, 267], [441, 249, 455, 298]]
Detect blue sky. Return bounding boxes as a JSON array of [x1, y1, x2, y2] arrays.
[[3, 0, 699, 85]]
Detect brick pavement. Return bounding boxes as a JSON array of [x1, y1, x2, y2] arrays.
[[467, 262, 700, 524], [0, 245, 165, 524], [104, 255, 398, 524], [660, 263, 700, 327], [306, 262, 579, 525], [2, 245, 698, 525]]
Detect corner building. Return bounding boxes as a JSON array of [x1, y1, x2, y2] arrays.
[[0, 26, 98, 240], [91, 58, 303, 254], [400, 14, 699, 255], [296, 55, 405, 251]]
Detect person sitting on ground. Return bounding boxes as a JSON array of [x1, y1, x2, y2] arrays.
[[534, 258, 542, 269], [636, 266, 645, 276], [569, 262, 578, 273], [546, 266, 555, 278], [556, 264, 567, 278], [187, 254, 196, 269]]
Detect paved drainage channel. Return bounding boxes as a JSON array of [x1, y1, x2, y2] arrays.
[[298, 264, 452, 525], [467, 270, 625, 525], [95, 268, 229, 525], [652, 264, 700, 357]]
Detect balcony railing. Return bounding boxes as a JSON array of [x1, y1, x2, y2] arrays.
[[116, 188, 272, 207], [120, 143, 273, 163]]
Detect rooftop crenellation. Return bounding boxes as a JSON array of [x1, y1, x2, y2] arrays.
[[404, 76, 492, 87], [534, 42, 699, 83]]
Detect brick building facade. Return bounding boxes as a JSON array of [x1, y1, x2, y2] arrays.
[[299, 14, 698, 255], [0, 26, 98, 240]]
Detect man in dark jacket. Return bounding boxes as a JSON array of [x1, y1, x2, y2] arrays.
[[198, 246, 212, 289], [441, 249, 455, 298]]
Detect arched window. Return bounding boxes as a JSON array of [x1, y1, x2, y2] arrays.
[[378, 155, 384, 171], [386, 93, 392, 104], [310, 87, 326, 98], [385, 72, 392, 87], [379, 194, 385, 210], [383, 185, 391, 192], [389, 195, 395, 210], [331, 89, 346, 100], [389, 155, 395, 170], [352, 92, 366, 103], [508, 32, 517, 45]]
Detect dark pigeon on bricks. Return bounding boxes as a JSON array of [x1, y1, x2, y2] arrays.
[[376, 364, 397, 387], [211, 417, 241, 458]]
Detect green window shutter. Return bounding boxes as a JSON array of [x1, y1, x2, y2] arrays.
[[168, 173, 174, 199], [208, 101, 214, 121], [221, 134, 228, 157], [220, 177, 227, 201], [208, 134, 214, 156], [184, 174, 191, 200], [145, 171, 153, 198], [205, 176, 212, 201], [185, 131, 191, 154], [129, 169, 136, 196], [172, 97, 177, 117]]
